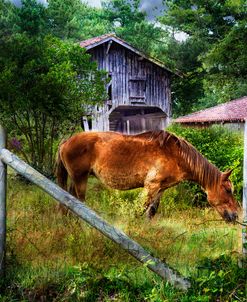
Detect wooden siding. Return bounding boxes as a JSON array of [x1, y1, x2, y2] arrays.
[[88, 43, 171, 112], [87, 41, 171, 132]]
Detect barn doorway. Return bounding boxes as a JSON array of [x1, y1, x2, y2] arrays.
[[109, 106, 167, 134]]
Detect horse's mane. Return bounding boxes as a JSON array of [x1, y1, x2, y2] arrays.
[[134, 130, 221, 190]]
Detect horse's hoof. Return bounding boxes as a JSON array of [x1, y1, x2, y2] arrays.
[[56, 203, 69, 215], [147, 205, 156, 219]]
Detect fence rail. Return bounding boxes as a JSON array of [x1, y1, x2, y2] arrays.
[[0, 128, 190, 290]]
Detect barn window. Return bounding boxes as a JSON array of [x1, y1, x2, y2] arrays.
[[107, 73, 112, 102], [129, 78, 146, 104]]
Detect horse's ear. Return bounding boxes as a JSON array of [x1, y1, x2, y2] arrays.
[[158, 131, 164, 147], [221, 169, 233, 181], [157, 131, 170, 147]]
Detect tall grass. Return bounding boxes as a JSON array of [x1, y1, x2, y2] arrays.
[[2, 173, 246, 301]]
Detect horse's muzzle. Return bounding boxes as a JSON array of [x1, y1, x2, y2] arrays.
[[223, 210, 238, 223]]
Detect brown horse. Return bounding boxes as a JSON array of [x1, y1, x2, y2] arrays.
[[56, 130, 239, 222]]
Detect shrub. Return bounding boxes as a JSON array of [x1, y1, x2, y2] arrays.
[[193, 254, 247, 301]]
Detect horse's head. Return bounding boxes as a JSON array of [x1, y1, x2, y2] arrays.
[[207, 170, 240, 223]]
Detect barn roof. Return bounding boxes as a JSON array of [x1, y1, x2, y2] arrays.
[[79, 33, 176, 74], [174, 96, 247, 125]]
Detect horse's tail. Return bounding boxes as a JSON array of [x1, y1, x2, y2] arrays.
[[55, 141, 68, 191]]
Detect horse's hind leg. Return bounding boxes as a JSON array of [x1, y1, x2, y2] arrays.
[[73, 174, 88, 201], [57, 182, 76, 214], [69, 181, 76, 197], [57, 176, 88, 214]]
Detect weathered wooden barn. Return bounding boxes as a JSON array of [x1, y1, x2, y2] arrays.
[[80, 34, 174, 134]]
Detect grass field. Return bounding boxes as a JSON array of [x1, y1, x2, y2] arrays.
[[1, 173, 246, 301]]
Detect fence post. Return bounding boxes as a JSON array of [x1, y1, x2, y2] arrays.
[[0, 126, 7, 278], [243, 120, 247, 259]]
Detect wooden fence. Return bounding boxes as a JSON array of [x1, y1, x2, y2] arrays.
[[0, 126, 190, 290]]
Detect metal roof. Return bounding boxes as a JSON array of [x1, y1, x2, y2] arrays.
[[79, 33, 176, 74], [174, 96, 247, 124]]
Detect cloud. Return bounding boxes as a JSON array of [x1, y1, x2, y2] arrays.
[[85, 0, 101, 7], [10, 0, 47, 7], [86, 0, 166, 20], [10, 0, 166, 22], [140, 0, 166, 20]]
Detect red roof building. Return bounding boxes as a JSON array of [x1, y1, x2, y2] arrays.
[[174, 96, 247, 126]]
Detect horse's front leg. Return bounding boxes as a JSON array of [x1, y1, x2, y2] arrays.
[[147, 194, 162, 219], [144, 184, 163, 219]]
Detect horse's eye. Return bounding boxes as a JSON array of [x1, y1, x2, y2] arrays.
[[225, 187, 231, 193]]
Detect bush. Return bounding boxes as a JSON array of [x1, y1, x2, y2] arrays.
[[167, 124, 244, 205], [193, 255, 247, 301]]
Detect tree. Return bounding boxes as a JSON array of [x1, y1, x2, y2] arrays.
[[0, 0, 20, 47], [0, 0, 107, 175], [159, 0, 247, 115], [47, 0, 110, 41], [18, 0, 48, 35], [161, 0, 246, 43], [160, 36, 207, 117], [201, 19, 247, 105], [101, 0, 165, 54]]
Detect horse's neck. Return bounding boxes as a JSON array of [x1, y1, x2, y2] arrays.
[[175, 142, 220, 192]]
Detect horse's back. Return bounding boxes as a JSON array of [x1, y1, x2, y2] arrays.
[[60, 131, 166, 165]]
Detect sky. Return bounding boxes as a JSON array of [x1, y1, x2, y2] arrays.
[[88, 0, 166, 20], [11, 0, 166, 21], [86, 0, 101, 7], [12, 0, 46, 6]]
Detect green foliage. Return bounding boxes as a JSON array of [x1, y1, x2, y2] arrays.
[[47, 0, 86, 40], [101, 0, 166, 55], [201, 19, 247, 105], [159, 0, 247, 115], [0, 0, 18, 36], [0, 33, 107, 174], [194, 255, 247, 301], [1, 249, 246, 301], [161, 0, 245, 41], [168, 124, 244, 204], [47, 0, 110, 40], [168, 38, 206, 117], [204, 20, 247, 77], [0, 0, 107, 174], [18, 0, 47, 35]]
